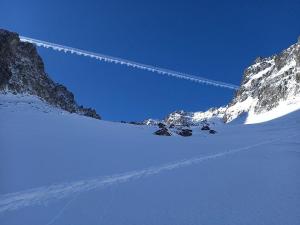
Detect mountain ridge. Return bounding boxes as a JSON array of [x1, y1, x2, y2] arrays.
[[0, 29, 100, 119], [146, 36, 300, 127], [1, 28, 299, 125]]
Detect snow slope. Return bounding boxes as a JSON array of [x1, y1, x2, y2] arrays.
[[0, 94, 300, 225]]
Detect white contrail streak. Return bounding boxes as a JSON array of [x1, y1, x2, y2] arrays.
[[0, 137, 282, 214], [19, 36, 239, 90]]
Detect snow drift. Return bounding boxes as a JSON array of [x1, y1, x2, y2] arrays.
[[0, 93, 300, 225]]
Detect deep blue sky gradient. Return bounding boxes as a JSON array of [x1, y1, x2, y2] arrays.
[[1, 0, 300, 121]]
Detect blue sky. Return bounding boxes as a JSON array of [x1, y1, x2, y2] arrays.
[[1, 0, 300, 121]]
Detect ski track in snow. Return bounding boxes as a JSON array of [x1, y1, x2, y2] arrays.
[[19, 36, 239, 90], [0, 136, 291, 214]]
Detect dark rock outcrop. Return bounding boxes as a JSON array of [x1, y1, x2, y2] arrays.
[[0, 29, 100, 119], [128, 121, 143, 125], [201, 125, 210, 131], [158, 122, 166, 129], [169, 124, 175, 129], [154, 128, 172, 136], [162, 107, 226, 128], [209, 130, 217, 134], [177, 129, 192, 137]]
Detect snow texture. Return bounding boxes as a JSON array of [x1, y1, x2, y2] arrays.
[[0, 93, 300, 225]]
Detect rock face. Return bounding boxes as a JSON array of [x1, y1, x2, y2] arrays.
[[154, 36, 300, 126], [177, 128, 192, 137], [154, 127, 172, 136], [163, 107, 226, 127], [0, 29, 100, 119], [224, 37, 300, 122], [164, 110, 193, 127], [143, 118, 160, 126], [201, 125, 210, 131]]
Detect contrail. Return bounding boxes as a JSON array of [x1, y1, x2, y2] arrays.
[[0, 137, 282, 214], [20, 36, 239, 90]]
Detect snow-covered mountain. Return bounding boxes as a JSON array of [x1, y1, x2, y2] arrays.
[[0, 29, 100, 119], [1, 28, 300, 225], [163, 107, 227, 126], [1, 87, 300, 225], [1, 28, 299, 126], [224, 37, 300, 123], [151, 37, 300, 127]]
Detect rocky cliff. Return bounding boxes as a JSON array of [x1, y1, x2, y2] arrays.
[[0, 29, 100, 119], [224, 37, 300, 123], [151, 36, 300, 127], [1, 28, 299, 124]]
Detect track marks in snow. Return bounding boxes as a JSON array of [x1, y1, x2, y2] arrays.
[[0, 137, 287, 214]]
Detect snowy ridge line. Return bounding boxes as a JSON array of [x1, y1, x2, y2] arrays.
[[0, 135, 293, 214], [19, 36, 239, 90]]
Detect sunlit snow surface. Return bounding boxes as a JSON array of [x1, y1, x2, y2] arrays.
[[245, 95, 300, 124], [0, 93, 300, 225]]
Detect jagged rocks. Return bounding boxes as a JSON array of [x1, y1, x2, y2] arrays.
[[177, 129, 192, 137], [0, 29, 101, 119], [169, 124, 175, 128], [143, 118, 160, 126], [129, 36, 300, 127], [152, 123, 218, 137], [164, 110, 192, 127], [163, 107, 226, 128], [200, 124, 217, 134], [129, 121, 143, 125], [201, 125, 210, 130], [78, 106, 100, 119], [154, 127, 193, 137], [158, 122, 166, 128], [154, 123, 173, 136], [224, 36, 300, 122], [119, 121, 144, 125], [154, 128, 172, 136]]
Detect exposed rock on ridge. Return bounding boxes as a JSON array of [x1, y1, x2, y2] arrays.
[[0, 29, 100, 119], [155, 36, 300, 126], [224, 37, 300, 122]]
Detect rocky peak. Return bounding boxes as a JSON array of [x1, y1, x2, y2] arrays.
[[164, 110, 193, 127], [162, 107, 226, 127], [224, 37, 300, 123], [0, 29, 100, 119], [153, 36, 300, 126]]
